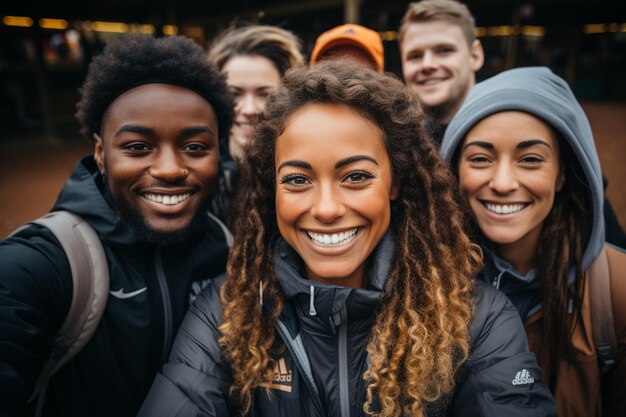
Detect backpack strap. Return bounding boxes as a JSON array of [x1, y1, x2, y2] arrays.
[[207, 211, 233, 251], [11, 211, 109, 414], [588, 246, 617, 374]]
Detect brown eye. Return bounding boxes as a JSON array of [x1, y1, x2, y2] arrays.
[[281, 174, 309, 186]]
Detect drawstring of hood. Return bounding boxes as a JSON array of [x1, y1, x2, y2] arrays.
[[309, 285, 317, 316], [493, 269, 505, 290], [259, 280, 264, 307]]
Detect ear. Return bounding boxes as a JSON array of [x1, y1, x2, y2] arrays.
[[93, 133, 105, 175], [556, 170, 565, 192], [469, 39, 485, 72], [390, 182, 400, 201]]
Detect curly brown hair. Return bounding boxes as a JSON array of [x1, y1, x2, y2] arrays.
[[219, 61, 481, 416]]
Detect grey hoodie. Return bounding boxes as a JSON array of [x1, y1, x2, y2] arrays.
[[440, 66, 605, 273]]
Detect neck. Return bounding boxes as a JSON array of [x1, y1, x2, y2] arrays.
[[495, 245, 536, 276], [306, 264, 367, 289], [431, 81, 475, 125], [492, 227, 542, 276], [427, 100, 461, 125]]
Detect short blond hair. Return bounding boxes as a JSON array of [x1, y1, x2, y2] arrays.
[[208, 24, 304, 76], [398, 0, 476, 46]]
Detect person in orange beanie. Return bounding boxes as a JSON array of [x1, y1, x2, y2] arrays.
[[310, 23, 384, 72]]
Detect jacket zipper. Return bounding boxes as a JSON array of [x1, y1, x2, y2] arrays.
[[276, 318, 326, 416], [337, 305, 350, 417], [154, 246, 173, 366]]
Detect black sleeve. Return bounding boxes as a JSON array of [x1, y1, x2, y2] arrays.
[[0, 227, 72, 416], [450, 284, 557, 417], [138, 276, 233, 417]]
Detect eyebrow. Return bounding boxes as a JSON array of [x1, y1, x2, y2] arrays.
[[462, 139, 552, 151], [517, 139, 552, 149], [277, 155, 378, 173], [277, 160, 312, 172], [181, 126, 214, 137], [335, 155, 378, 169], [462, 140, 493, 151], [115, 124, 153, 137], [114, 125, 214, 138]]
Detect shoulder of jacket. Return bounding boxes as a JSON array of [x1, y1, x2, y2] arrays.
[[470, 280, 519, 339], [193, 273, 227, 311], [472, 280, 510, 313]]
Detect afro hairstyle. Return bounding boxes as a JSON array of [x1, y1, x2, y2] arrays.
[[76, 34, 234, 142]]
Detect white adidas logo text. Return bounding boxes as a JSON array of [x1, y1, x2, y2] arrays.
[[512, 369, 535, 385]]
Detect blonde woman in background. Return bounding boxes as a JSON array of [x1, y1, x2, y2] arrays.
[[208, 25, 303, 224]]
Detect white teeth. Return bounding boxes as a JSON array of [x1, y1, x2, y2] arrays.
[[144, 193, 191, 206], [306, 228, 359, 247], [485, 203, 526, 214]]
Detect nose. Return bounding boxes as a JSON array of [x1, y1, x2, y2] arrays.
[[310, 184, 346, 223], [420, 50, 437, 71], [489, 162, 519, 193], [237, 93, 260, 118], [149, 148, 189, 183]]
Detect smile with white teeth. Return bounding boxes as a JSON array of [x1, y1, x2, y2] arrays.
[[306, 228, 359, 247], [419, 79, 442, 85], [236, 121, 254, 129], [484, 202, 527, 215], [144, 193, 191, 206]]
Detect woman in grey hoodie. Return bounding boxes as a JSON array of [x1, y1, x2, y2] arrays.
[[441, 66, 626, 417]]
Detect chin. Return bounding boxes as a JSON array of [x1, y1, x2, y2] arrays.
[[482, 229, 525, 246]]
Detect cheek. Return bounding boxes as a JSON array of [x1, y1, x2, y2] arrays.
[[258, 96, 271, 112], [458, 169, 478, 196], [275, 192, 303, 225], [357, 188, 393, 223]]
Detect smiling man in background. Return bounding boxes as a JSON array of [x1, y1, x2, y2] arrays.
[[399, 0, 484, 144]]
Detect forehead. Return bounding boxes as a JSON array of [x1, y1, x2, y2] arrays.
[[319, 45, 376, 70], [102, 83, 217, 135], [222, 55, 281, 87], [276, 103, 387, 160], [401, 20, 469, 51], [464, 111, 559, 146]]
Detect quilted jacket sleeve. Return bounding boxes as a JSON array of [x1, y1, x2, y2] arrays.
[[0, 227, 72, 416], [138, 275, 233, 417], [450, 282, 557, 417]]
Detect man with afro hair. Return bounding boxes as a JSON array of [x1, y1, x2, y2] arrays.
[[0, 34, 234, 417]]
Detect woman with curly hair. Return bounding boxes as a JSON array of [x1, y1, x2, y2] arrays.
[[440, 67, 626, 417], [139, 61, 555, 417], [208, 24, 303, 223]]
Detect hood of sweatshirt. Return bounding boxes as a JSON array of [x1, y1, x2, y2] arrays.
[[440, 66, 605, 272], [51, 155, 145, 248]]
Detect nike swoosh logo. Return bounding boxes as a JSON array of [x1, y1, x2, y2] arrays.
[[109, 287, 148, 299]]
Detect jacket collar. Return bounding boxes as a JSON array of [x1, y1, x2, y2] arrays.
[[273, 229, 395, 326]]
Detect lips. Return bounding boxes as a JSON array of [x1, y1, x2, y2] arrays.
[[233, 121, 255, 138], [483, 202, 528, 215], [306, 227, 359, 247], [418, 77, 445, 85], [143, 192, 191, 206]]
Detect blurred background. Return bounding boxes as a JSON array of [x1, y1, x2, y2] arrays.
[[1, 0, 625, 237]]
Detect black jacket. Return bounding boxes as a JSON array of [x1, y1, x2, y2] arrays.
[[0, 156, 229, 417], [139, 232, 556, 416]]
